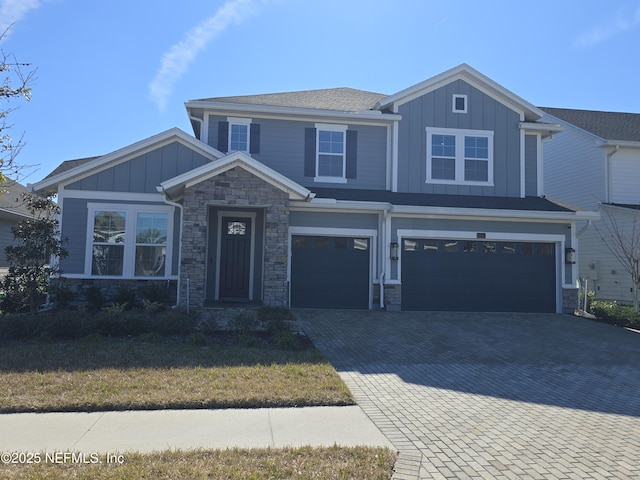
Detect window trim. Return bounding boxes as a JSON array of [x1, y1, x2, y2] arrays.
[[227, 117, 252, 153], [452, 94, 468, 113], [85, 203, 174, 279], [426, 127, 494, 186], [314, 123, 348, 184]]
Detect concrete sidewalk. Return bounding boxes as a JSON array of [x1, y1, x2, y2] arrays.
[[0, 406, 393, 453]]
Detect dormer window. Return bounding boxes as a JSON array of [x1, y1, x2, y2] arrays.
[[452, 94, 467, 113]]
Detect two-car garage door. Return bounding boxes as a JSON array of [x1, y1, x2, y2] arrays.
[[401, 238, 557, 312]]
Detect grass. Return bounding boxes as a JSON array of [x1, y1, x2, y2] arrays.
[[0, 337, 354, 413], [0, 446, 397, 479]]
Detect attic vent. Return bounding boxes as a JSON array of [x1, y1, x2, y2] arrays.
[[452, 94, 467, 113]]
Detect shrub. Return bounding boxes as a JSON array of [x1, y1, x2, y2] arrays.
[[85, 285, 105, 312], [49, 283, 75, 309], [113, 286, 137, 310], [230, 311, 259, 334], [273, 331, 303, 351], [140, 283, 171, 306], [0, 313, 43, 340], [590, 299, 640, 328], [154, 307, 195, 335], [187, 332, 209, 346]]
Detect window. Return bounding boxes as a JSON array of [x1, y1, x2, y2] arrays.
[[92, 211, 126, 276], [228, 118, 251, 152], [314, 124, 348, 183], [452, 94, 467, 113], [135, 213, 168, 277], [427, 128, 494, 185], [88, 205, 172, 278]]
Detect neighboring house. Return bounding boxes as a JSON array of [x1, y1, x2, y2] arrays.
[[541, 107, 640, 304], [0, 180, 33, 276], [31, 64, 597, 313]]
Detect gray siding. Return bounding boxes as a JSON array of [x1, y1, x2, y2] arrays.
[[207, 115, 388, 190], [397, 79, 522, 197], [65, 142, 211, 193], [59, 197, 180, 276], [289, 211, 379, 230], [524, 134, 538, 196], [542, 117, 605, 209]]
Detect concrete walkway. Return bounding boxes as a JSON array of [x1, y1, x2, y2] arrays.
[[0, 406, 393, 453], [294, 310, 640, 480]]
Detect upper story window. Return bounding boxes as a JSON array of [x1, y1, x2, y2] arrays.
[[426, 128, 494, 185], [228, 117, 251, 152], [452, 94, 467, 113], [315, 124, 347, 183]]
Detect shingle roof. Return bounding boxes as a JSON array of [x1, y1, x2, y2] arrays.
[[540, 107, 640, 142], [309, 187, 576, 212], [195, 88, 387, 112], [43, 156, 98, 180], [0, 179, 33, 218]]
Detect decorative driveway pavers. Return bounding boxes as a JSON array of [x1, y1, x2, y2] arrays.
[[294, 310, 640, 479]]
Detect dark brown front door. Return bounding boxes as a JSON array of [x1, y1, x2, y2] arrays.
[[219, 217, 252, 300]]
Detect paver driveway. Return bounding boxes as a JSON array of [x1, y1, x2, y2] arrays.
[[294, 310, 640, 479]]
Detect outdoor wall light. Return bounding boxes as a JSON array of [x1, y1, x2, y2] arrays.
[[390, 242, 399, 260], [565, 247, 576, 264]]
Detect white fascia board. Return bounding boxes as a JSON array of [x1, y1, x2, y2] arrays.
[[598, 140, 640, 149], [290, 199, 391, 212], [160, 151, 312, 201], [377, 64, 542, 120], [185, 101, 401, 124], [519, 122, 564, 138], [389, 204, 600, 222], [33, 128, 223, 193]]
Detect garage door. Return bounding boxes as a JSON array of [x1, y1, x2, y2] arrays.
[[401, 239, 556, 312], [291, 235, 370, 309]]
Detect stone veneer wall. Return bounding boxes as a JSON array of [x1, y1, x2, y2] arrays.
[[181, 166, 290, 307]]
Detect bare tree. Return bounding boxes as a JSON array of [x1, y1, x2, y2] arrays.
[[595, 204, 640, 312], [1, 26, 36, 183]]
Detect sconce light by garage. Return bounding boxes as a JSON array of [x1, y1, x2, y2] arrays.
[[390, 242, 399, 261], [565, 247, 576, 264]]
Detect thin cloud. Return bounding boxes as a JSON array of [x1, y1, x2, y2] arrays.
[[0, 0, 43, 38], [574, 6, 640, 48], [149, 0, 264, 111]]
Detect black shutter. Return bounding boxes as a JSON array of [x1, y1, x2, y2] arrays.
[[249, 123, 260, 154], [346, 129, 357, 179], [218, 121, 229, 153], [304, 128, 316, 177]]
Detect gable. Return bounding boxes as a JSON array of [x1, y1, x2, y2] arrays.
[[65, 141, 212, 194]]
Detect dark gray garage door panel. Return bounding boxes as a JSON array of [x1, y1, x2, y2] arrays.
[[402, 239, 556, 312], [291, 236, 370, 309]]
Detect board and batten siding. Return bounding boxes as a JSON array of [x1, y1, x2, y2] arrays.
[[609, 147, 640, 205], [207, 115, 388, 190], [59, 197, 180, 277], [396, 79, 521, 197], [65, 142, 211, 194], [524, 134, 538, 196]]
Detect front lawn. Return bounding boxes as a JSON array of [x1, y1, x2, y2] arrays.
[[0, 447, 397, 479], [0, 334, 353, 413]]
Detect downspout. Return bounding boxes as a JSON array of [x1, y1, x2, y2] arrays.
[[379, 205, 391, 310], [157, 187, 184, 308]]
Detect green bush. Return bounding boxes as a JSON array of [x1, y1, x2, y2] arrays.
[[258, 306, 294, 334], [230, 311, 259, 334], [140, 283, 171, 306], [0, 313, 43, 340], [85, 285, 105, 312], [590, 299, 640, 328], [113, 286, 137, 310], [154, 307, 195, 335]]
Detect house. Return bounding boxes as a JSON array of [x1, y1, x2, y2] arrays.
[[31, 64, 597, 313], [541, 107, 640, 304], [0, 179, 34, 276]]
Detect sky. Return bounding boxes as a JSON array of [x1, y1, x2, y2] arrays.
[[2, 0, 640, 185]]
